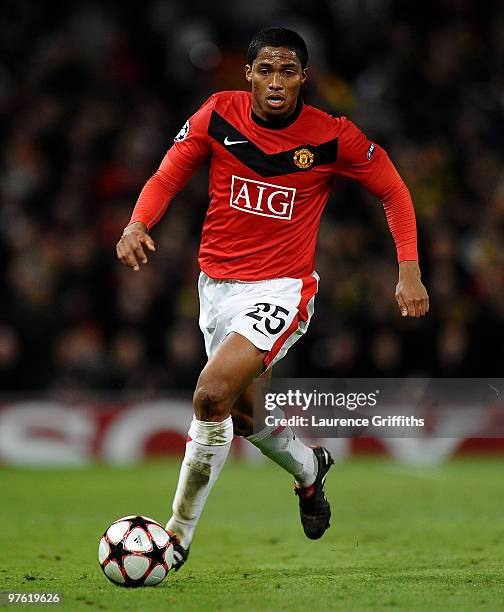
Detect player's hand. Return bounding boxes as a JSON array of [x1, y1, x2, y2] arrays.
[[395, 260, 429, 318], [116, 222, 156, 271]]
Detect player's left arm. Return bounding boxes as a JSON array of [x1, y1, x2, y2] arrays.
[[334, 117, 429, 318]]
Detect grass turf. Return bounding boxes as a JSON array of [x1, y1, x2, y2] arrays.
[[1, 457, 503, 611]]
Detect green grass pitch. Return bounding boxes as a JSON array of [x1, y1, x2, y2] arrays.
[[1, 457, 504, 611]]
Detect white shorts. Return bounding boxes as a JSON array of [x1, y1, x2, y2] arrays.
[[198, 271, 319, 370]]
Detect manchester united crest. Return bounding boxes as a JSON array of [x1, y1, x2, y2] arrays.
[[293, 148, 314, 169]]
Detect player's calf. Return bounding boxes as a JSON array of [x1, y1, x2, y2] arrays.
[[165, 415, 234, 555]]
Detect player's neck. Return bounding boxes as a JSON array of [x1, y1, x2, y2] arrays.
[[251, 99, 303, 130]]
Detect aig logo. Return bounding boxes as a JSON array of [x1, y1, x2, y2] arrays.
[[230, 175, 296, 221]]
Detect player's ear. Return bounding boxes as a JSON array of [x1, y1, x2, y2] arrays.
[[300, 68, 308, 84], [245, 64, 252, 83]]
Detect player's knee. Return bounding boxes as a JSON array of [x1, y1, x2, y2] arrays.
[[193, 380, 232, 420]]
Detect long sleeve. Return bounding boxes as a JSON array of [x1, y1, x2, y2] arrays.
[[128, 95, 216, 230], [334, 117, 418, 262]]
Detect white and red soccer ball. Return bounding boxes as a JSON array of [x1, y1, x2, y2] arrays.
[[98, 515, 174, 587]]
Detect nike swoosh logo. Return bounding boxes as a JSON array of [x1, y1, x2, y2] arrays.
[[252, 322, 269, 338], [224, 136, 248, 146]]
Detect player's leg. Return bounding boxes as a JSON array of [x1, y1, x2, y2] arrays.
[[166, 332, 266, 564], [232, 369, 317, 487], [232, 374, 334, 540]]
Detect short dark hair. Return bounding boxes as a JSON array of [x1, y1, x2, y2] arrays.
[[247, 27, 308, 69]]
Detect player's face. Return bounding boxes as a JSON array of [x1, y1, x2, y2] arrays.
[[245, 46, 307, 122]]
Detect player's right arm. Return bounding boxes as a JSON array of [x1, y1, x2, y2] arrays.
[[116, 95, 216, 271]]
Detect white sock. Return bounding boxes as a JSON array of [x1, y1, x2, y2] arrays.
[[246, 409, 317, 487], [166, 416, 233, 549]]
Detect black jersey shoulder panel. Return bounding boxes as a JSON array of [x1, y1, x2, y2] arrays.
[[208, 111, 339, 178]]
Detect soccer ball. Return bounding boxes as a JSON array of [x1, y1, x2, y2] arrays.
[[98, 515, 174, 587]]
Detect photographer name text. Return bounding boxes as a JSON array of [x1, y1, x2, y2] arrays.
[[265, 414, 425, 428]]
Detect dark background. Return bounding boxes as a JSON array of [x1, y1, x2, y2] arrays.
[[1, 0, 503, 394]]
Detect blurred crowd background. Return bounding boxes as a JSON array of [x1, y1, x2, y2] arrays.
[[1, 0, 503, 394]]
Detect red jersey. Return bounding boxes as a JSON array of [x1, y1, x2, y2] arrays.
[[129, 90, 417, 280]]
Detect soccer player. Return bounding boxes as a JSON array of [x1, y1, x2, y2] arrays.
[[116, 27, 429, 569]]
